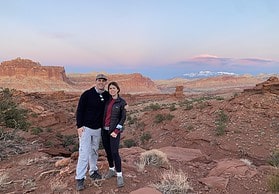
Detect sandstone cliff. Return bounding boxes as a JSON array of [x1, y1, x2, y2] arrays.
[[0, 58, 160, 94], [0, 58, 75, 92], [0, 58, 71, 82], [67, 72, 160, 94]]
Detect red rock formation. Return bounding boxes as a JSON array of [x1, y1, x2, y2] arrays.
[[174, 85, 184, 98], [0, 58, 160, 94], [68, 72, 160, 94], [0, 57, 71, 83], [244, 76, 279, 94], [0, 58, 75, 92]]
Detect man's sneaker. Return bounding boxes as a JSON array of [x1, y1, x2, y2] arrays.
[[90, 170, 102, 180], [76, 178, 85, 191], [117, 176, 124, 187], [104, 169, 116, 179]]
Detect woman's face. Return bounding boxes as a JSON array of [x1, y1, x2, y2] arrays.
[[109, 84, 119, 96]]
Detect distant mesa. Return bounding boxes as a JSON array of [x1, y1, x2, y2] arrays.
[[0, 57, 70, 82], [0, 58, 160, 94], [0, 57, 74, 92]]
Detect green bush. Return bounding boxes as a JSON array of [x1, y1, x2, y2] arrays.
[[62, 134, 77, 147], [123, 139, 137, 148], [143, 103, 161, 111], [155, 114, 165, 123], [165, 113, 174, 121], [44, 140, 54, 148], [140, 132, 151, 143], [127, 115, 138, 125], [215, 110, 228, 136], [154, 113, 174, 124], [268, 151, 279, 167], [0, 88, 30, 131], [186, 125, 194, 131], [31, 127, 43, 135]]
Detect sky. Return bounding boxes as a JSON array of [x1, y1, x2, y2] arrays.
[[0, 0, 278, 79]]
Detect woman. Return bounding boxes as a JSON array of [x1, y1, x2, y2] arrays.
[[102, 81, 127, 187]]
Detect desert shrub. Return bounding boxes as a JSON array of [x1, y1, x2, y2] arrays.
[[137, 149, 169, 171], [135, 121, 146, 130], [143, 103, 161, 111], [140, 132, 151, 143], [217, 110, 229, 123], [123, 139, 137, 148], [61, 134, 77, 147], [185, 103, 193, 110], [165, 113, 174, 121], [240, 158, 252, 166], [154, 113, 174, 124], [0, 171, 9, 187], [196, 101, 208, 109], [268, 172, 279, 192], [155, 114, 165, 123], [215, 125, 226, 136], [215, 110, 228, 136], [0, 88, 30, 131], [18, 157, 39, 166], [233, 93, 239, 98], [268, 151, 279, 167], [70, 107, 75, 113], [72, 143, 79, 152], [54, 132, 79, 151], [215, 96, 224, 100], [169, 104, 176, 111], [46, 127, 52, 132], [50, 179, 68, 192], [21, 178, 36, 189], [44, 140, 54, 148], [191, 96, 212, 102], [31, 127, 43, 135], [154, 169, 193, 194], [127, 115, 138, 125], [179, 100, 193, 110], [30, 112, 38, 118], [126, 115, 132, 121], [186, 125, 194, 131], [56, 132, 63, 138]]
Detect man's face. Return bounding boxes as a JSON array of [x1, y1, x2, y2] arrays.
[[96, 79, 107, 90]]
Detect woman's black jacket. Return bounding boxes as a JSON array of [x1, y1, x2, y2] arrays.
[[103, 96, 127, 134]]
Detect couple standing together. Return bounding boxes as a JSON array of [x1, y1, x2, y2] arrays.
[[75, 74, 127, 191]]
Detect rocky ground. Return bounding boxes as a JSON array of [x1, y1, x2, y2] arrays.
[[0, 77, 278, 194]]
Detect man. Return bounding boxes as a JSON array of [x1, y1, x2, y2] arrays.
[[75, 74, 109, 191]]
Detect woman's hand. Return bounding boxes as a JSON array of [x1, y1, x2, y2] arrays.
[[110, 131, 118, 138]]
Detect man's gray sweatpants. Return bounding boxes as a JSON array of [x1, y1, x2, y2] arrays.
[[75, 126, 101, 180]]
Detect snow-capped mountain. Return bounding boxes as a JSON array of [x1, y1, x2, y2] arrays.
[[183, 71, 238, 79]]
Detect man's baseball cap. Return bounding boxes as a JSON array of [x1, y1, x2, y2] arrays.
[[96, 74, 107, 81]]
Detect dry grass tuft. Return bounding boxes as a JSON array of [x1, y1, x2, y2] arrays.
[[50, 179, 68, 192], [21, 178, 36, 189], [153, 169, 193, 194], [240, 158, 253, 166], [0, 171, 9, 187], [268, 172, 279, 192], [137, 149, 169, 171], [18, 157, 39, 166]]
